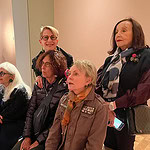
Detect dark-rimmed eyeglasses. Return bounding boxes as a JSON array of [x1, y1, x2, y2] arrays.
[[41, 35, 57, 41], [0, 71, 12, 77], [41, 61, 52, 67]]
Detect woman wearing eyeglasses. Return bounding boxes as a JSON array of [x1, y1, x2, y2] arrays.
[[0, 62, 31, 150], [32, 26, 73, 88], [12, 50, 68, 150]]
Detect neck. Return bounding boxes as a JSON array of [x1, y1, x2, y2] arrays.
[[46, 76, 56, 84]]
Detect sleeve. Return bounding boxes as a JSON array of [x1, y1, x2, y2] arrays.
[[85, 102, 108, 150], [32, 51, 43, 77], [45, 103, 62, 150], [23, 85, 38, 138], [116, 69, 150, 108], [95, 65, 104, 96], [1, 88, 29, 120]]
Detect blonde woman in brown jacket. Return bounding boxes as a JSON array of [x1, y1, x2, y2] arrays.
[[45, 60, 108, 150]]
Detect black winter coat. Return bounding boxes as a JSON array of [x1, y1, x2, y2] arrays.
[[32, 46, 73, 77], [23, 78, 68, 144], [0, 87, 29, 150]]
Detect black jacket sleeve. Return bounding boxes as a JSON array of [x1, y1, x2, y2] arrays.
[[57, 46, 73, 68], [32, 50, 45, 77]]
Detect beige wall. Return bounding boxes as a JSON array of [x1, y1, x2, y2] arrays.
[[0, 0, 16, 64], [54, 0, 150, 68]]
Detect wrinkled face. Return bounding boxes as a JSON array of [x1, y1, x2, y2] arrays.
[[115, 21, 133, 50], [0, 68, 14, 87], [39, 29, 58, 51], [67, 65, 91, 94], [41, 55, 55, 80]]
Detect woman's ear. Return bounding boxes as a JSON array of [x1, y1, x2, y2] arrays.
[[39, 39, 42, 46], [85, 77, 92, 86]]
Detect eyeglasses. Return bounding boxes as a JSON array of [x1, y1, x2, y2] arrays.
[[41, 61, 52, 67], [0, 71, 12, 77], [41, 35, 57, 41]]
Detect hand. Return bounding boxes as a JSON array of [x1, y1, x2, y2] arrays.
[[108, 110, 116, 127], [36, 76, 43, 88], [20, 137, 31, 150], [0, 115, 3, 124], [29, 141, 39, 149]]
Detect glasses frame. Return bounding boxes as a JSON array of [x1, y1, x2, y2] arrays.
[[41, 61, 52, 67], [41, 35, 57, 41], [0, 71, 12, 77]]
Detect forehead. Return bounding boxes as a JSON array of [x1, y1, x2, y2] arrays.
[[116, 21, 132, 30], [42, 29, 53, 35], [42, 55, 51, 62], [70, 65, 85, 73], [0, 68, 8, 72]]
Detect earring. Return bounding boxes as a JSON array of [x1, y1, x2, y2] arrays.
[[9, 79, 13, 83]]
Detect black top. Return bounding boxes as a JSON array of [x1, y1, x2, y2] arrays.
[[0, 87, 30, 150]]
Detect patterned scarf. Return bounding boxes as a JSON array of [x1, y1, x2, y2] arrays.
[[101, 48, 134, 101], [61, 85, 92, 126]]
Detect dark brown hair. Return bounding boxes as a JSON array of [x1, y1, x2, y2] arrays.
[[36, 50, 67, 79], [109, 18, 148, 55]]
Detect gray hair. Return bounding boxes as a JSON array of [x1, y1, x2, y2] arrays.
[[73, 60, 97, 86], [40, 26, 59, 39]]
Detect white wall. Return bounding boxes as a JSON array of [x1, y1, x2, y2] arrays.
[[54, 0, 150, 68], [27, 0, 54, 83], [11, 0, 54, 87], [12, 0, 32, 87]]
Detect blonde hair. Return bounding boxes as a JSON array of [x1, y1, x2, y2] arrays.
[[40, 26, 59, 39], [73, 60, 97, 86], [0, 62, 32, 101]]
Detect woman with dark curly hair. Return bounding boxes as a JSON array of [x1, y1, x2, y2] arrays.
[[12, 50, 68, 150]]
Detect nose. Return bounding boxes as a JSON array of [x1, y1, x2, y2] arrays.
[[41, 64, 46, 70], [47, 36, 53, 42], [67, 73, 73, 80], [116, 31, 121, 37]]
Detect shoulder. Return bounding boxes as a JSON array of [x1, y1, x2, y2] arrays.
[[10, 86, 29, 99], [139, 48, 150, 57], [137, 48, 150, 71], [85, 89, 108, 110], [32, 49, 45, 62], [94, 93, 108, 110], [55, 78, 68, 91], [57, 46, 73, 67]]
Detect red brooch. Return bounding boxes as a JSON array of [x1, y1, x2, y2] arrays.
[[130, 53, 140, 63]]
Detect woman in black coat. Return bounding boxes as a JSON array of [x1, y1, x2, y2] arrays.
[[0, 62, 31, 150], [12, 50, 68, 150]]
